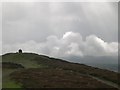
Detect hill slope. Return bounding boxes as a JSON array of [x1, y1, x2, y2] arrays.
[[2, 53, 120, 89]]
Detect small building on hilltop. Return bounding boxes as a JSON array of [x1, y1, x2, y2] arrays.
[[18, 49, 22, 53]]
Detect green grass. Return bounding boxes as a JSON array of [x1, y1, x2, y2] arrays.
[[2, 53, 41, 68], [2, 68, 22, 88], [1, 53, 120, 88], [2, 79, 22, 88], [2, 53, 47, 88]]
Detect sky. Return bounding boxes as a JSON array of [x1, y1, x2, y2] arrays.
[[1, 2, 118, 60], [0, 4, 1, 54]]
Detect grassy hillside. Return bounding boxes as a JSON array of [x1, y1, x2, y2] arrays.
[[2, 53, 120, 89]]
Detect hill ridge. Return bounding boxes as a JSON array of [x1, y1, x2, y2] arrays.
[[2, 52, 120, 89]]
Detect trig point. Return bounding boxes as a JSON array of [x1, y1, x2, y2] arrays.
[[18, 49, 22, 53]]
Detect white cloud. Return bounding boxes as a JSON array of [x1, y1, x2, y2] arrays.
[[2, 31, 118, 58], [67, 43, 83, 56], [84, 35, 118, 56]]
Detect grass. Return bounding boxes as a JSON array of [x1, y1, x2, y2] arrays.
[[1, 53, 120, 88], [2, 53, 41, 68], [2, 53, 47, 88], [10, 68, 113, 88], [2, 79, 21, 88], [2, 68, 22, 88]]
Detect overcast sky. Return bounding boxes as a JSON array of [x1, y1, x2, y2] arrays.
[[2, 2, 118, 58]]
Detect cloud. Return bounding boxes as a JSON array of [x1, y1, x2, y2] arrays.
[[2, 31, 118, 57], [84, 35, 118, 56], [3, 2, 118, 45], [0, 41, 2, 55]]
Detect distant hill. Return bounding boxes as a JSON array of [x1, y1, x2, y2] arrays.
[[63, 55, 118, 72], [1, 53, 120, 89]]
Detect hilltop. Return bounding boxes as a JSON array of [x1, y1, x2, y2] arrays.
[[1, 52, 120, 89]]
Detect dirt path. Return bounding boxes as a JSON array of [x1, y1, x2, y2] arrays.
[[88, 75, 119, 89], [77, 72, 119, 89]]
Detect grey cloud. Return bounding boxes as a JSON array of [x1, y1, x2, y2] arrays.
[[3, 2, 118, 45]]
